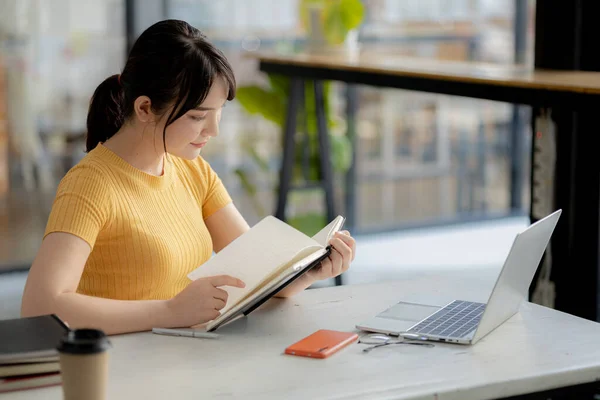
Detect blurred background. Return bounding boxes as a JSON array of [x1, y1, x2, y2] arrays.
[[0, 0, 535, 316]]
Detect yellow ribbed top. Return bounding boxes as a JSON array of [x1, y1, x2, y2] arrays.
[[44, 143, 232, 300]]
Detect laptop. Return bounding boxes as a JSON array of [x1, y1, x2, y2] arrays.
[[356, 209, 561, 345]]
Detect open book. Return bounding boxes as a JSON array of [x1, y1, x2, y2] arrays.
[[188, 215, 345, 331]]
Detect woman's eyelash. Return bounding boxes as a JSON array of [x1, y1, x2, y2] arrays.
[[190, 115, 206, 121]]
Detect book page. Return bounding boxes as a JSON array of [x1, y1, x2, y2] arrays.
[[187, 216, 322, 314], [311, 215, 345, 247], [234, 243, 322, 305], [207, 247, 329, 331]]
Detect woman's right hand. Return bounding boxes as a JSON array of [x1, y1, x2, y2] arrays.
[[166, 275, 245, 328]]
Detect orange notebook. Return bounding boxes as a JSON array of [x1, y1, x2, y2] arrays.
[[285, 330, 358, 359]]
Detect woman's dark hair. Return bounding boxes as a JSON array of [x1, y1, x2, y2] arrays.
[[86, 19, 236, 152]]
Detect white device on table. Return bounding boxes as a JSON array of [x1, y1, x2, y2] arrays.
[[357, 210, 561, 345]]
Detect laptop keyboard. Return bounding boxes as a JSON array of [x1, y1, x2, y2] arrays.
[[406, 300, 485, 339]]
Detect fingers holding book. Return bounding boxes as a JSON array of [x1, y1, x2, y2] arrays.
[[333, 231, 356, 262], [307, 231, 356, 282], [327, 231, 355, 276], [332, 231, 356, 263]]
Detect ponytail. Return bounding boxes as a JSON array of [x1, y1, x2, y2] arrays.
[[86, 74, 125, 152]]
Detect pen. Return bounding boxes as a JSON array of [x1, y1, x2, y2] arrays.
[[152, 327, 220, 339]]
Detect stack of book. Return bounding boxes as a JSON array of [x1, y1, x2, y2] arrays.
[[0, 315, 69, 394]]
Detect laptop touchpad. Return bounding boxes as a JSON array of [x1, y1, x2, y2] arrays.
[[379, 302, 441, 322]]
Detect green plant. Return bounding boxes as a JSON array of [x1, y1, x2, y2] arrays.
[[234, 0, 364, 234], [235, 76, 352, 229], [237, 77, 351, 175]]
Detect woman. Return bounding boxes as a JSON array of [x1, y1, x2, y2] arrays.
[[20, 20, 356, 335]]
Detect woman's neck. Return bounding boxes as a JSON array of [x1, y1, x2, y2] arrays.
[[103, 124, 165, 176]]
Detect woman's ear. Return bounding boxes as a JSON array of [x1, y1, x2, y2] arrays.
[[133, 96, 155, 123]]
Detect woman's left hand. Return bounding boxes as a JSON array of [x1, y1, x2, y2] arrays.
[[306, 230, 356, 282]]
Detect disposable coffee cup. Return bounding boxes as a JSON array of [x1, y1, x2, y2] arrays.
[[57, 329, 112, 400]]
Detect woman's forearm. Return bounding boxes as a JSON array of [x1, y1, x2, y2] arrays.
[[275, 274, 316, 298], [23, 292, 174, 335]]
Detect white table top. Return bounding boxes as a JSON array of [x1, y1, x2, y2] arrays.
[[8, 273, 600, 400]]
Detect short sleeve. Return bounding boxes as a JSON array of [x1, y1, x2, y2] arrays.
[[44, 165, 112, 249], [196, 157, 232, 219]]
